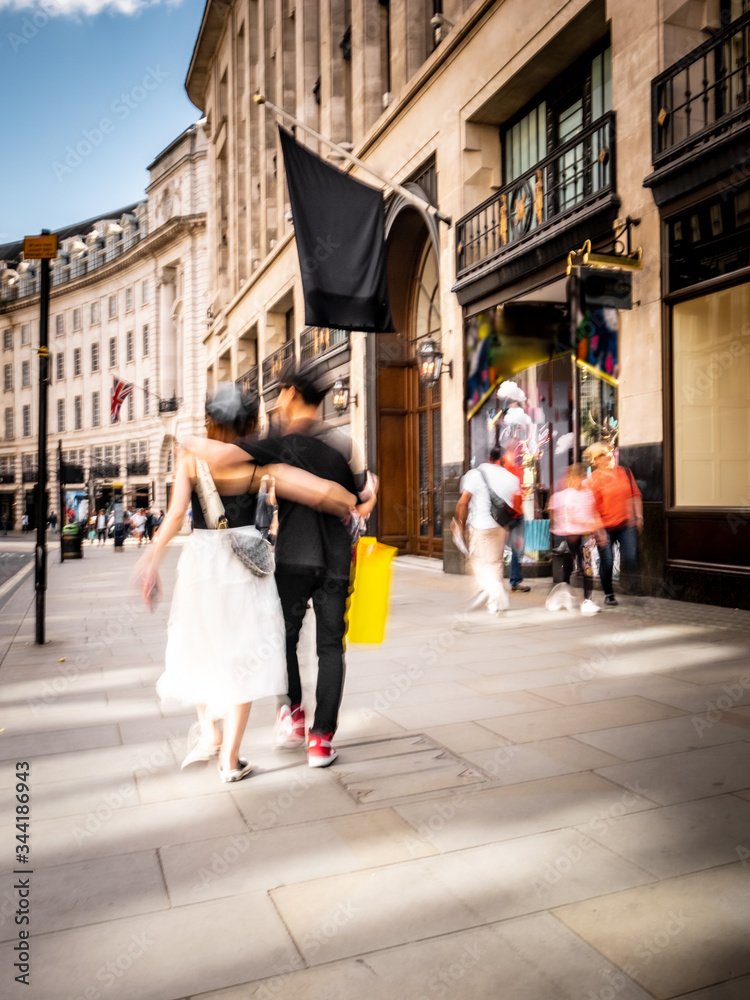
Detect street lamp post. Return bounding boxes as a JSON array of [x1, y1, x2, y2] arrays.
[[25, 231, 57, 644]]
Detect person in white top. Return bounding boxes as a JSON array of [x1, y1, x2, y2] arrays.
[[96, 509, 107, 545], [454, 447, 520, 614], [546, 464, 602, 615]]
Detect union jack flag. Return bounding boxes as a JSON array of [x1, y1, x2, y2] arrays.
[[111, 377, 133, 423]]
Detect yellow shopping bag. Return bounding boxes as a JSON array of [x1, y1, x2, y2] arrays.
[[346, 536, 397, 644]]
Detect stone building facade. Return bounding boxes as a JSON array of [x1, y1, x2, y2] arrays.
[[0, 123, 208, 528], [186, 0, 749, 606]]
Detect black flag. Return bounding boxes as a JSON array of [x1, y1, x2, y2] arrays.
[[279, 127, 394, 332]]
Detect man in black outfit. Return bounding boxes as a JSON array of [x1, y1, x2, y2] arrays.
[[242, 372, 358, 766], [183, 371, 360, 767]]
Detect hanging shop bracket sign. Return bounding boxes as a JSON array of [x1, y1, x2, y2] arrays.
[[573, 265, 633, 310], [566, 238, 643, 274]]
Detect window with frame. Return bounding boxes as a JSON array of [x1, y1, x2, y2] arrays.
[[72, 309, 82, 331], [108, 295, 117, 319], [56, 353, 64, 381], [125, 287, 133, 312], [142, 324, 149, 356], [74, 396, 82, 430], [57, 398, 65, 433], [672, 281, 750, 507], [4, 364, 11, 391], [73, 347, 82, 377], [56, 315, 64, 337], [22, 404, 31, 437], [3, 330, 11, 350], [4, 408, 12, 439], [501, 43, 612, 231], [21, 361, 30, 388], [142, 279, 149, 304], [109, 337, 117, 367], [127, 390, 134, 421], [126, 330, 134, 362], [92, 391, 100, 427], [143, 377, 150, 416], [21, 324, 29, 345], [91, 342, 100, 372], [91, 301, 100, 325]]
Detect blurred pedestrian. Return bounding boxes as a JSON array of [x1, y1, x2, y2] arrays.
[[546, 464, 601, 614], [96, 509, 107, 545], [455, 446, 520, 614], [137, 384, 357, 782], [500, 445, 529, 593], [584, 442, 643, 607], [1, 511, 7, 535]]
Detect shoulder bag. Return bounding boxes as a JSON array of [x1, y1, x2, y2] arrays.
[[477, 466, 521, 529], [194, 458, 275, 577]]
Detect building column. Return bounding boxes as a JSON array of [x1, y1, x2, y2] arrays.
[[159, 267, 177, 402]]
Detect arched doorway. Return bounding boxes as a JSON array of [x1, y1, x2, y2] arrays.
[[377, 204, 443, 557]]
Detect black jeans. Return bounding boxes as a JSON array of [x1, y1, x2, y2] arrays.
[[558, 535, 594, 599], [275, 568, 350, 736]]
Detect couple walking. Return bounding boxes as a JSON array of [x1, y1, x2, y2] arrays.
[[138, 370, 369, 781]]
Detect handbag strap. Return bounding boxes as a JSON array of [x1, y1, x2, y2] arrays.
[[194, 458, 228, 530]]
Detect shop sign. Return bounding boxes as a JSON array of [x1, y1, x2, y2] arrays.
[[576, 266, 632, 310]]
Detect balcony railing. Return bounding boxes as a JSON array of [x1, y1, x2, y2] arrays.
[[261, 341, 295, 392], [22, 469, 38, 483], [60, 463, 85, 483], [456, 112, 616, 282], [158, 396, 179, 414], [127, 460, 149, 476], [236, 365, 259, 398], [0, 472, 15, 484], [653, 10, 750, 167], [91, 463, 120, 479], [300, 327, 349, 364]]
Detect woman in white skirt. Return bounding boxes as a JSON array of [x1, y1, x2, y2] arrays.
[[137, 385, 356, 783]]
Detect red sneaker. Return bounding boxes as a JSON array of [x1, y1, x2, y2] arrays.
[[274, 704, 306, 748], [307, 733, 338, 768]]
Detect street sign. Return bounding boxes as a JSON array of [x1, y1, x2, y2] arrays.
[[23, 234, 58, 259], [577, 265, 633, 310]]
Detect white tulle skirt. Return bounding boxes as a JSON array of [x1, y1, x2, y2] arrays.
[[157, 527, 287, 719]]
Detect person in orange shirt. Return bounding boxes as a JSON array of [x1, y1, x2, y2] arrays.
[[584, 442, 643, 607]]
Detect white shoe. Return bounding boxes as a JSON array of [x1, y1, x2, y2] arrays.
[[546, 582, 575, 612], [580, 598, 601, 615]]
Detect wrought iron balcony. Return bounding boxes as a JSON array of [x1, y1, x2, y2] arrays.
[[158, 396, 179, 414], [0, 472, 14, 484], [261, 341, 295, 392], [127, 461, 149, 476], [456, 112, 616, 282], [22, 469, 38, 482], [652, 10, 750, 167], [91, 463, 120, 479], [236, 365, 259, 397], [300, 327, 349, 364], [60, 463, 84, 483]]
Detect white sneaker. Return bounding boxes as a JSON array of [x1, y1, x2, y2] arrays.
[[546, 582, 574, 612], [580, 598, 601, 615]]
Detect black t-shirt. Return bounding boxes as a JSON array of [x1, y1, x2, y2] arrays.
[[238, 433, 357, 578]]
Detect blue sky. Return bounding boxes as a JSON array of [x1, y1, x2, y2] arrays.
[[0, 0, 206, 244]]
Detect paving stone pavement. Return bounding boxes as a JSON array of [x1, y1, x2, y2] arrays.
[[1, 538, 749, 1000]]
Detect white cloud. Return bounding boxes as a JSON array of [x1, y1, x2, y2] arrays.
[[0, 0, 179, 16]]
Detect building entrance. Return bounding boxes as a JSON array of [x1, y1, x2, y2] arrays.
[[377, 222, 443, 557]]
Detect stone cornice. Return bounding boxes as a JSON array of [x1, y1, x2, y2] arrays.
[[0, 215, 206, 315]]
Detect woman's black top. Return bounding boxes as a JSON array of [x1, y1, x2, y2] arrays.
[[190, 490, 256, 530]]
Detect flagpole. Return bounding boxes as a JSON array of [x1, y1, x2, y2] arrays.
[[253, 93, 452, 227]]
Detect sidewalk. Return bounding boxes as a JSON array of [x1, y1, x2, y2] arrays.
[[1, 541, 749, 1000]]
